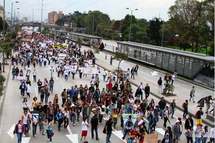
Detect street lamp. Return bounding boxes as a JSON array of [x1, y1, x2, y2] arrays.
[[11, 1, 19, 25], [126, 8, 138, 41]]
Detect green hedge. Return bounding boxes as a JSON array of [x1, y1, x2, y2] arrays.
[[0, 74, 5, 96]]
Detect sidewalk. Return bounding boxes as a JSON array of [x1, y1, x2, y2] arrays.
[[0, 59, 12, 117], [83, 46, 214, 127]]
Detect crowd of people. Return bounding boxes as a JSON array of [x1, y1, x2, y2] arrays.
[[11, 31, 215, 143]]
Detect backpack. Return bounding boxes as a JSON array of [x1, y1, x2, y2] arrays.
[[126, 120, 133, 129]]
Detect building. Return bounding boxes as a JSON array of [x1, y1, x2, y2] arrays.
[[48, 11, 64, 25], [0, 5, 4, 18]]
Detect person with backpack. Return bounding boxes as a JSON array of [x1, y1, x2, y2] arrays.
[[31, 111, 39, 137], [13, 120, 25, 143], [46, 122, 54, 143], [56, 109, 64, 131], [122, 115, 134, 140], [173, 120, 182, 143], [135, 86, 143, 100]]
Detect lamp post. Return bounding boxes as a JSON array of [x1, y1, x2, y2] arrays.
[[2, 0, 6, 72], [11, 1, 19, 25], [126, 8, 138, 41], [40, 0, 44, 32]]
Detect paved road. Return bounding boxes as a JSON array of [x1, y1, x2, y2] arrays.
[[0, 60, 125, 143], [0, 47, 213, 143]]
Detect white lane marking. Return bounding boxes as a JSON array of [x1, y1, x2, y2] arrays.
[[7, 124, 15, 138], [22, 137, 31, 143], [66, 126, 79, 143], [66, 134, 79, 143], [151, 71, 158, 76], [34, 86, 38, 97], [67, 125, 72, 134], [155, 128, 165, 136], [112, 130, 126, 143]]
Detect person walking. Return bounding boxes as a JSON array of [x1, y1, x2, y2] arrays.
[[184, 115, 194, 143], [61, 89, 67, 107], [122, 115, 133, 140], [158, 97, 166, 119], [195, 107, 204, 126], [194, 125, 203, 143], [32, 111, 39, 137], [183, 100, 189, 119], [13, 120, 25, 143], [46, 122, 54, 143], [189, 86, 196, 103], [157, 77, 163, 93], [80, 118, 89, 141], [33, 70, 37, 82], [202, 126, 209, 143], [90, 114, 99, 140], [49, 77, 54, 93], [105, 117, 113, 143], [170, 99, 176, 118], [56, 109, 64, 131], [144, 84, 150, 99], [173, 120, 182, 143]]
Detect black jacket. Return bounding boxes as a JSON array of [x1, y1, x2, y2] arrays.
[[105, 120, 113, 133], [184, 118, 193, 130], [91, 115, 99, 128]]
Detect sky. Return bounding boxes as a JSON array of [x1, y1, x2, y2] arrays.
[[4, 0, 176, 22]]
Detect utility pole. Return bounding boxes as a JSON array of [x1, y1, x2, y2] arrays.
[[92, 14, 94, 35], [11, 2, 13, 25], [32, 9, 34, 22], [126, 8, 138, 41], [41, 0, 44, 31], [129, 10, 133, 41]]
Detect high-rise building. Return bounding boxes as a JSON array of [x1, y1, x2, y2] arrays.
[[0, 5, 4, 18], [48, 11, 64, 25]]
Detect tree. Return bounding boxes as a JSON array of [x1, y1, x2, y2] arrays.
[[147, 18, 163, 45], [113, 52, 128, 71], [168, 0, 214, 52], [0, 32, 15, 72], [113, 52, 128, 82]]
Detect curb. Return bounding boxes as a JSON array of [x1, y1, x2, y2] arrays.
[[96, 62, 215, 127], [102, 49, 214, 91]]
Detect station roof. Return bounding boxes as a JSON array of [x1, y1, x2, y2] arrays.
[[54, 30, 102, 39], [117, 41, 215, 62]]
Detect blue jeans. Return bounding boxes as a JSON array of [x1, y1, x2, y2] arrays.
[[17, 133, 22, 143], [122, 129, 130, 139], [195, 137, 202, 143]]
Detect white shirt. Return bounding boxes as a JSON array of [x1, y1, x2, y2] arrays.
[[210, 128, 215, 139], [81, 121, 88, 131]]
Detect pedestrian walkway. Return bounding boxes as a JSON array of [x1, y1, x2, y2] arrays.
[[83, 46, 214, 127]]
